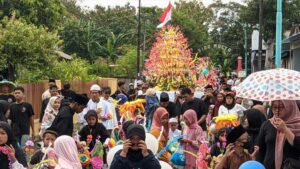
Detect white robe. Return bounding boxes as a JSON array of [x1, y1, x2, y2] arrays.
[[77, 99, 100, 125], [97, 97, 118, 130]]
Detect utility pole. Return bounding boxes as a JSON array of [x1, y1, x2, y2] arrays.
[[243, 26, 248, 76], [275, 0, 282, 68], [258, 0, 263, 71], [137, 0, 141, 77]]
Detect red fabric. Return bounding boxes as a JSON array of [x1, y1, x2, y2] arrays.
[[159, 2, 172, 23]]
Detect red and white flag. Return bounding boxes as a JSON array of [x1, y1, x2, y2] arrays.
[[157, 2, 172, 28]]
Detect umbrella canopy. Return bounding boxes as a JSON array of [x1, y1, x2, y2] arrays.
[[0, 80, 16, 93], [236, 68, 300, 101]]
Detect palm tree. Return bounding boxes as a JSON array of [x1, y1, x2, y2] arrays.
[[97, 31, 131, 65]]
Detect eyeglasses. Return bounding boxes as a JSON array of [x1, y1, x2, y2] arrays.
[[272, 106, 284, 111]]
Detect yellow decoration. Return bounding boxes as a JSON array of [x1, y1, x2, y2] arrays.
[[214, 115, 240, 129]]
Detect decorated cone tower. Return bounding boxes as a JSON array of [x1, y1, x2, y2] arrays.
[[144, 25, 196, 91]]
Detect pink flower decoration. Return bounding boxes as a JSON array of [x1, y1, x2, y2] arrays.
[[216, 142, 220, 148], [25, 140, 34, 147], [0, 146, 9, 155], [222, 142, 227, 148], [91, 156, 103, 169]]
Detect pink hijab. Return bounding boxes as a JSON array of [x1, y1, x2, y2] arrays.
[[54, 136, 81, 169], [273, 100, 300, 169], [183, 109, 199, 132], [151, 107, 169, 137]]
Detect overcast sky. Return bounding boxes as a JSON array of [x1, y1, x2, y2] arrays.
[[77, 0, 243, 10]]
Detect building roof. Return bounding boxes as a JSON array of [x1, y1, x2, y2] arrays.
[[283, 32, 300, 44]]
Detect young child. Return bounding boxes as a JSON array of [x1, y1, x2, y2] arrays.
[[0, 121, 27, 169], [215, 125, 259, 169], [30, 130, 58, 165], [168, 118, 181, 140], [181, 109, 206, 169], [79, 110, 110, 151], [210, 128, 227, 157], [206, 105, 215, 125]]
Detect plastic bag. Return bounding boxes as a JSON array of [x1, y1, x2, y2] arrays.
[[170, 145, 186, 166]]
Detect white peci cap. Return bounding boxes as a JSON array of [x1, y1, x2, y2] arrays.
[[90, 84, 101, 91], [169, 118, 178, 123]]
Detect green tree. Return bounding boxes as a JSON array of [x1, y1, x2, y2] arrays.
[[115, 45, 138, 78], [98, 32, 131, 64], [61, 19, 107, 63], [240, 0, 300, 68], [0, 0, 67, 30], [51, 57, 98, 81], [90, 4, 137, 44], [171, 0, 213, 52], [0, 18, 59, 81], [208, 1, 248, 70]]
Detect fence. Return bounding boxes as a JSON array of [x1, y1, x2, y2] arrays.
[[20, 78, 121, 120]]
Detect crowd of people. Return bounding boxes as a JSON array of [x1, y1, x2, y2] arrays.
[[0, 74, 299, 169]]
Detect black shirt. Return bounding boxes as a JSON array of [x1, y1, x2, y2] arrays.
[[0, 94, 15, 104], [162, 102, 177, 118], [9, 102, 34, 135], [50, 105, 74, 136], [181, 98, 208, 130], [111, 90, 129, 100], [257, 120, 300, 169], [201, 95, 214, 112], [79, 123, 110, 151]]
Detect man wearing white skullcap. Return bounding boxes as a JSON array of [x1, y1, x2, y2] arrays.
[[77, 84, 102, 127]]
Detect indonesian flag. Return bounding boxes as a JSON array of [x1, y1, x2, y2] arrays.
[[157, 2, 172, 28]]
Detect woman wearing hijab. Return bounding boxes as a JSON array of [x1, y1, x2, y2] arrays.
[[0, 100, 9, 122], [54, 135, 81, 169], [257, 100, 300, 169], [213, 93, 225, 117], [150, 107, 170, 162], [110, 124, 161, 169], [218, 92, 246, 119], [0, 122, 27, 169], [181, 109, 206, 169], [40, 96, 62, 137], [242, 109, 266, 153]]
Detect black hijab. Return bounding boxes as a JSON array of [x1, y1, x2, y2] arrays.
[[125, 124, 146, 161], [224, 93, 236, 110], [0, 122, 27, 168], [0, 100, 9, 122], [244, 109, 266, 134]]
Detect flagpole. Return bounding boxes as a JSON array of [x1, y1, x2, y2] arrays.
[[137, 0, 141, 77]]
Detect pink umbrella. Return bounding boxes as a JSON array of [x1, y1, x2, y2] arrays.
[[236, 68, 300, 101]]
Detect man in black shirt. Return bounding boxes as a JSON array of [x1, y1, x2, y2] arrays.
[[9, 86, 35, 147], [50, 93, 89, 136], [201, 84, 215, 112], [181, 87, 208, 131], [111, 81, 129, 99], [39, 85, 59, 123], [159, 92, 177, 118]]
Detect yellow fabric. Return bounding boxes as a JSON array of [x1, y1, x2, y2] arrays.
[[150, 129, 171, 162]]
